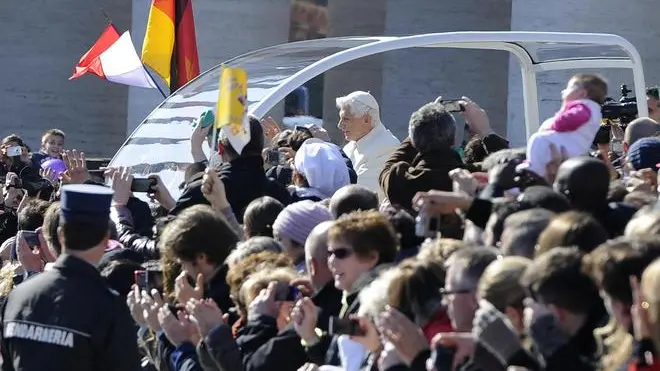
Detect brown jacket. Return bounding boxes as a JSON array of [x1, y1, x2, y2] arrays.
[[379, 137, 465, 211]]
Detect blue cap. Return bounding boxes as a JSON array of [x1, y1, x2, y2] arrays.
[[60, 184, 114, 223], [627, 137, 660, 172]]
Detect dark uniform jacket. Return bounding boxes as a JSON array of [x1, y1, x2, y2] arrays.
[[0, 254, 142, 371]]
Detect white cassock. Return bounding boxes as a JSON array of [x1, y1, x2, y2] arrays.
[[343, 123, 400, 201]]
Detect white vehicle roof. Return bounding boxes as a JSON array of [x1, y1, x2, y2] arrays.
[[110, 31, 646, 199]]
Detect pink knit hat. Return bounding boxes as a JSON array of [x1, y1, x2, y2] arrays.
[[272, 200, 332, 245]]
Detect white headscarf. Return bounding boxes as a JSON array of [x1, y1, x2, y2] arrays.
[[294, 139, 350, 199]]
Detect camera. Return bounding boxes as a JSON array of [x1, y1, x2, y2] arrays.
[[595, 84, 638, 147], [266, 150, 287, 166], [415, 213, 440, 238], [601, 84, 638, 124], [329, 317, 364, 336]]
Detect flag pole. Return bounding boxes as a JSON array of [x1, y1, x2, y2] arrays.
[[143, 66, 168, 99], [100, 8, 167, 99], [100, 8, 112, 25]]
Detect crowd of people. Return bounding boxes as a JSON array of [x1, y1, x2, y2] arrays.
[[2, 74, 660, 371]]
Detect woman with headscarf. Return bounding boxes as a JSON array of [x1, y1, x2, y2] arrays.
[[290, 139, 351, 202]]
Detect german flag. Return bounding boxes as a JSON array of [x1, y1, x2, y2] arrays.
[[142, 0, 200, 93]]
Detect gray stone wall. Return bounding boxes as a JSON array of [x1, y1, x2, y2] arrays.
[[0, 0, 132, 156], [507, 0, 660, 146], [321, 0, 387, 143], [381, 0, 513, 142]]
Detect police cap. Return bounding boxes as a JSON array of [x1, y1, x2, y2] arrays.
[[60, 184, 114, 223]]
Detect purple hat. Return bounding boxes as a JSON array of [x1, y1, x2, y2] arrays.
[[41, 158, 67, 179], [272, 200, 332, 245]]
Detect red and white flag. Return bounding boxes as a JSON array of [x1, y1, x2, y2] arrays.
[[70, 24, 157, 89]]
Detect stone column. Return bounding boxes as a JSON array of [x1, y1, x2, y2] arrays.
[[128, 0, 292, 133], [321, 0, 387, 143], [507, 0, 660, 146], [0, 0, 131, 156], [381, 0, 512, 142]]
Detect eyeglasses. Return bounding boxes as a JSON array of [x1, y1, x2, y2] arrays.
[[439, 287, 473, 296], [328, 247, 353, 260]]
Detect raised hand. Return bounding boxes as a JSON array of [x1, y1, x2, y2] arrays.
[[261, 117, 281, 141], [158, 305, 200, 347], [201, 168, 229, 210], [187, 298, 227, 338], [61, 150, 89, 184], [292, 297, 320, 344], [377, 307, 428, 366], [175, 271, 204, 305]]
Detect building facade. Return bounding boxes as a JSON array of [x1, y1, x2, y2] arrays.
[[0, 0, 658, 156]]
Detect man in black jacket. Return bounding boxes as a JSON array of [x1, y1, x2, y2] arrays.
[[159, 204, 239, 313], [0, 184, 142, 371], [215, 118, 291, 223]]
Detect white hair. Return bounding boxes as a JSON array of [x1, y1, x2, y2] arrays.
[[225, 237, 283, 267], [335, 93, 381, 125], [357, 267, 397, 318]]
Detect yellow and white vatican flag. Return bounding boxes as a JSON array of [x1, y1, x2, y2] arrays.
[[215, 66, 250, 154]]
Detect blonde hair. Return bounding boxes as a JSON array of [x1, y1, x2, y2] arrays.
[[226, 251, 293, 317], [0, 263, 22, 297], [477, 256, 530, 312], [595, 318, 633, 371], [417, 238, 467, 265], [240, 267, 298, 308], [625, 211, 660, 237], [358, 267, 396, 318]]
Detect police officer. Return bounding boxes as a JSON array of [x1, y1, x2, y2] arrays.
[[0, 184, 141, 371]]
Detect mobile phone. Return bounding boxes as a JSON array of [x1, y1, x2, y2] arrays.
[[431, 344, 457, 370], [6, 146, 22, 157], [329, 317, 364, 336], [134, 270, 148, 290], [131, 178, 156, 193], [168, 304, 184, 320], [415, 214, 440, 238], [276, 285, 301, 302], [440, 99, 465, 113], [20, 231, 40, 248], [266, 150, 286, 166]]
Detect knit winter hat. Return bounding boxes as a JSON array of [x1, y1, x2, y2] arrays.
[[272, 200, 332, 246], [627, 136, 660, 171]]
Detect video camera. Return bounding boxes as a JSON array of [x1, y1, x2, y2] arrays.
[[601, 84, 638, 124], [594, 84, 638, 146]]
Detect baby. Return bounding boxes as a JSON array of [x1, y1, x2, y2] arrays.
[[525, 74, 607, 178], [31, 129, 65, 167]]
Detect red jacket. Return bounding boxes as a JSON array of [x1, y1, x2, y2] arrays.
[[421, 308, 453, 343]]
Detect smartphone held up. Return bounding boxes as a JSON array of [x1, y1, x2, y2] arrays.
[[328, 316, 365, 337], [21, 231, 40, 248], [131, 178, 157, 193], [5, 146, 22, 157], [266, 150, 287, 166]]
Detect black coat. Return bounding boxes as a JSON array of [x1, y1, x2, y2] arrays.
[[219, 156, 292, 223], [205, 265, 233, 314], [234, 282, 342, 371], [0, 254, 142, 371]]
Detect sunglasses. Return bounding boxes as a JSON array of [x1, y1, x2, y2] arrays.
[[328, 247, 353, 260]]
